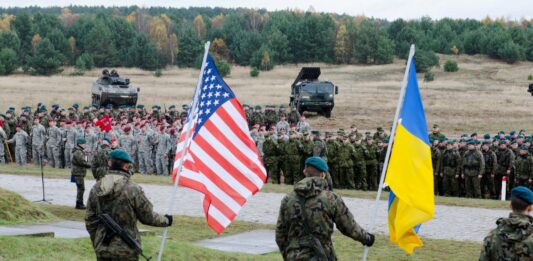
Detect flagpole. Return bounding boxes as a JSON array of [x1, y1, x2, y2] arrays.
[[361, 44, 415, 261], [156, 41, 211, 261]]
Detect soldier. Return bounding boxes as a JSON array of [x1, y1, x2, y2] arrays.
[[275, 157, 374, 260], [325, 132, 339, 188], [440, 141, 461, 197], [85, 126, 99, 163], [337, 134, 355, 189], [428, 124, 445, 140], [0, 121, 6, 163], [495, 141, 515, 198], [351, 135, 367, 191], [85, 149, 172, 260], [118, 126, 137, 171], [46, 119, 62, 168], [91, 138, 111, 181], [263, 132, 281, 184], [287, 106, 300, 125], [64, 121, 77, 168], [276, 115, 290, 133], [431, 139, 442, 195], [462, 141, 485, 198], [264, 105, 278, 129], [295, 115, 311, 134], [481, 141, 497, 199], [282, 130, 302, 185], [137, 124, 155, 175], [251, 105, 265, 126], [299, 131, 314, 182], [480, 186, 533, 260], [31, 117, 46, 166], [372, 127, 387, 141], [363, 136, 379, 191], [514, 146, 533, 188], [72, 137, 91, 209], [7, 124, 29, 166], [155, 126, 172, 176]]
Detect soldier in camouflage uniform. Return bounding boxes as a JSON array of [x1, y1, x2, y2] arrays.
[[91, 138, 111, 180], [85, 149, 172, 260], [251, 105, 265, 127], [282, 131, 302, 185], [299, 131, 314, 182], [431, 139, 442, 195], [155, 126, 172, 176], [0, 124, 6, 163], [440, 141, 461, 197], [428, 124, 445, 140], [72, 137, 91, 209], [514, 146, 533, 188], [118, 126, 137, 171], [263, 133, 281, 184], [31, 117, 46, 166], [336, 134, 355, 189], [64, 121, 77, 168], [264, 105, 278, 128], [325, 132, 339, 188], [462, 141, 485, 198], [481, 141, 497, 199], [46, 119, 62, 168], [7, 124, 29, 166], [495, 142, 515, 198], [287, 106, 300, 125], [363, 136, 379, 191], [351, 135, 367, 191], [480, 186, 533, 261], [137, 124, 155, 175], [276, 157, 374, 261]]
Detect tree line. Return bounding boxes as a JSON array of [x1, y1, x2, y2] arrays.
[[0, 6, 532, 75]]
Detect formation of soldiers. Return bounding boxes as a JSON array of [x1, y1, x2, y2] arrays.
[[0, 103, 186, 176]]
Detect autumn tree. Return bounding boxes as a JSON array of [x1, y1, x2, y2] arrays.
[[334, 24, 350, 63]]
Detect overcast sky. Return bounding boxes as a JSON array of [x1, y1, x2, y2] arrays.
[[1, 0, 531, 20]]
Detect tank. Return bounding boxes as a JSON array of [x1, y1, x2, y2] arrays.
[[290, 67, 338, 118], [91, 69, 139, 107]]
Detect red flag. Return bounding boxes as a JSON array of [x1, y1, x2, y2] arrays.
[[172, 55, 266, 234], [96, 115, 111, 132]]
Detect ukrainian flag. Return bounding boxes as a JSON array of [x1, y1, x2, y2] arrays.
[[385, 57, 434, 254]]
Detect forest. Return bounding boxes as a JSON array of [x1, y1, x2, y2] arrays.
[[0, 6, 532, 75]]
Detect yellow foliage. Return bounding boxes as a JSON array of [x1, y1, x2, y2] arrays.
[[334, 24, 350, 63], [211, 14, 225, 29], [68, 36, 76, 53], [149, 17, 169, 52], [193, 15, 206, 39], [481, 16, 492, 25], [211, 38, 229, 60], [31, 34, 42, 52], [0, 15, 14, 31], [450, 45, 459, 55]]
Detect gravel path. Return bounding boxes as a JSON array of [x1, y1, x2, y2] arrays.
[[0, 174, 508, 242]]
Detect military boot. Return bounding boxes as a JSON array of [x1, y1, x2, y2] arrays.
[[75, 201, 86, 210]]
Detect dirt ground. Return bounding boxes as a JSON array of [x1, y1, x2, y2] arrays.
[[1, 54, 533, 135]]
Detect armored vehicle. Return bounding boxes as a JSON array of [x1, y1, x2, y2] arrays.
[[91, 69, 139, 107], [290, 67, 338, 118]]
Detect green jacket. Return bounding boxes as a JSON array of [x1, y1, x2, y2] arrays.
[[480, 213, 533, 261], [71, 146, 91, 177], [276, 177, 368, 261], [515, 154, 533, 180], [85, 169, 169, 259], [91, 144, 111, 180]]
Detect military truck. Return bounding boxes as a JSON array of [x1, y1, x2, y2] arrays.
[[91, 69, 139, 107], [290, 67, 338, 118]]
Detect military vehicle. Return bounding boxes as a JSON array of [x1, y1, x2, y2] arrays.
[[91, 69, 139, 107], [290, 67, 338, 118]]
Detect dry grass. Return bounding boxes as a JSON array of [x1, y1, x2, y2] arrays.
[[2, 54, 533, 135]]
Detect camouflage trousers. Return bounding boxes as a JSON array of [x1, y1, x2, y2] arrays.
[[32, 144, 45, 166], [264, 158, 280, 184], [46, 145, 62, 168], [64, 147, 73, 168], [155, 153, 169, 176], [464, 173, 482, 198], [434, 174, 442, 195], [283, 156, 300, 185], [480, 174, 496, 199], [0, 142, 5, 164], [366, 163, 378, 191], [515, 178, 532, 190], [442, 174, 459, 197], [353, 162, 367, 191], [138, 151, 154, 174], [75, 176, 85, 204], [97, 255, 139, 261], [15, 146, 27, 166], [338, 166, 355, 189]]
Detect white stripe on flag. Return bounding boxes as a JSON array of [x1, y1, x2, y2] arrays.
[[208, 205, 231, 227]]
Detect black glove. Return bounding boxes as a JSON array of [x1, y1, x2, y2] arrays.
[[363, 233, 375, 247], [165, 214, 173, 226]]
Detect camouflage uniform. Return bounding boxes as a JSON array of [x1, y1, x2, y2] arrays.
[[263, 136, 281, 184], [440, 147, 461, 196], [480, 213, 533, 261], [337, 140, 355, 189], [85, 131, 99, 163], [85, 169, 170, 260], [31, 123, 46, 166], [7, 130, 29, 166], [282, 137, 302, 185], [91, 143, 111, 180], [64, 127, 77, 168], [137, 130, 155, 174], [0, 127, 6, 163], [155, 132, 172, 176], [326, 138, 339, 188], [481, 148, 497, 198], [298, 136, 314, 183], [276, 177, 371, 260], [351, 140, 367, 191], [46, 124, 62, 168], [514, 153, 533, 188], [462, 149, 485, 198], [495, 147, 515, 197], [72, 145, 91, 206], [432, 146, 442, 195], [119, 133, 137, 165], [363, 142, 379, 191]]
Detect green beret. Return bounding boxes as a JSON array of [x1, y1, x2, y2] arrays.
[[511, 186, 533, 205], [102, 137, 111, 144], [110, 149, 133, 163], [467, 140, 475, 145], [350, 124, 356, 128], [168, 105, 176, 109], [433, 124, 439, 128], [377, 127, 384, 132], [510, 130, 516, 135], [498, 131, 505, 134], [521, 146, 529, 151], [152, 105, 159, 109], [72, 104, 79, 109], [255, 105, 262, 110], [311, 130, 320, 135], [280, 105, 285, 109], [83, 106, 90, 110], [182, 104, 189, 109], [76, 137, 86, 145], [305, 157, 329, 173], [470, 132, 477, 137], [448, 140, 455, 145], [482, 141, 491, 145], [136, 104, 144, 109], [483, 134, 491, 139]]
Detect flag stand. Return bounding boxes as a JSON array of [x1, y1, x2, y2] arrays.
[[361, 44, 415, 261], [156, 41, 211, 261]]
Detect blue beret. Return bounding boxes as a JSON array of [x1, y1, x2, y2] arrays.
[[511, 186, 533, 205], [304, 157, 329, 173], [110, 149, 133, 163], [76, 137, 86, 145], [482, 141, 491, 145], [510, 130, 516, 135], [470, 132, 477, 137], [521, 146, 529, 151], [467, 140, 475, 145]]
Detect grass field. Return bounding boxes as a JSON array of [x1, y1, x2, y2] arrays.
[[0, 164, 509, 209], [0, 201, 482, 261], [2, 54, 533, 135]]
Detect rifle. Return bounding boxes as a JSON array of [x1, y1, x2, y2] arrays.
[[91, 213, 152, 261]]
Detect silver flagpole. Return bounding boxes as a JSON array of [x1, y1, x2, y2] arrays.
[[156, 41, 211, 261], [361, 44, 416, 261]]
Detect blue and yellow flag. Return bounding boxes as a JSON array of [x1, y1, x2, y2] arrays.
[[385, 58, 434, 254]]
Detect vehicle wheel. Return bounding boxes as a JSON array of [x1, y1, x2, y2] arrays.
[[324, 110, 331, 118]]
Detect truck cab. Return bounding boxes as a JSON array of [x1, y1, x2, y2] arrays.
[[290, 67, 338, 118]]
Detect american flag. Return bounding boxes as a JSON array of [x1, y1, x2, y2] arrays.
[[172, 54, 267, 234]]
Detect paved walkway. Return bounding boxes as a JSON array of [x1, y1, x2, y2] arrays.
[[0, 174, 508, 242]]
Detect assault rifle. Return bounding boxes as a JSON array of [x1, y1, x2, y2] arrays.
[[91, 213, 152, 260]]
